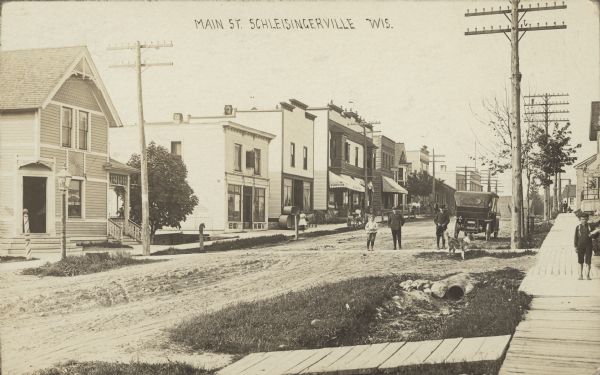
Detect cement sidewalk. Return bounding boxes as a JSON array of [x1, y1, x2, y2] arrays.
[[500, 213, 600, 375]]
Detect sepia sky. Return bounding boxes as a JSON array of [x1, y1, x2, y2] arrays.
[[2, 1, 598, 191]]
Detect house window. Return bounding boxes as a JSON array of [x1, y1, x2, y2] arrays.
[[254, 149, 261, 175], [227, 184, 241, 221], [171, 141, 182, 157], [303, 146, 308, 170], [68, 180, 82, 218], [290, 143, 296, 167], [344, 142, 350, 163], [398, 167, 404, 182], [355, 147, 359, 167], [253, 187, 265, 222], [283, 178, 293, 206], [303, 182, 312, 210], [234, 144, 242, 171], [78, 111, 89, 150], [61, 107, 73, 148]]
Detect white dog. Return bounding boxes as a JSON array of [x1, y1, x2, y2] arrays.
[[446, 232, 474, 260]]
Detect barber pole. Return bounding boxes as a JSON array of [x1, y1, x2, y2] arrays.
[[23, 209, 31, 260]]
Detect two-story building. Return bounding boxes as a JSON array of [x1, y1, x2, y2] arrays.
[[308, 103, 376, 218], [187, 99, 314, 224], [0, 46, 131, 255], [394, 142, 410, 209], [372, 134, 407, 213], [110, 117, 274, 231]]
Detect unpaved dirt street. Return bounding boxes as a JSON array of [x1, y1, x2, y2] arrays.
[[0, 219, 531, 374]]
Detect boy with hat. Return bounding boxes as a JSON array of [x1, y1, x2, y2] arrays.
[[388, 206, 405, 250]]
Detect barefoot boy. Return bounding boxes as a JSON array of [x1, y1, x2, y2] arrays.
[[574, 214, 594, 280]]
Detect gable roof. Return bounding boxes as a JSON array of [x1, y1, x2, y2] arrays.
[[0, 46, 122, 126]]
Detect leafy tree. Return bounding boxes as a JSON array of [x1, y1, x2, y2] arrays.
[[127, 142, 199, 239], [406, 170, 444, 205]]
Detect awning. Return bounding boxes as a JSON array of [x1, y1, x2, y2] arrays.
[[329, 171, 365, 192], [382, 176, 408, 194]]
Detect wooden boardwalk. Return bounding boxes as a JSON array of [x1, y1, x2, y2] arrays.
[[217, 335, 511, 375], [500, 213, 600, 375]]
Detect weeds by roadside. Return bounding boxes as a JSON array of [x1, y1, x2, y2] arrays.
[[414, 249, 537, 261], [169, 268, 530, 355], [31, 360, 215, 375], [21, 252, 161, 277], [0, 255, 38, 263]]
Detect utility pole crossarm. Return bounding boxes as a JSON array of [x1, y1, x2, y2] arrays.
[[464, 3, 567, 17], [110, 62, 174, 69], [465, 24, 566, 36], [108, 41, 174, 50]]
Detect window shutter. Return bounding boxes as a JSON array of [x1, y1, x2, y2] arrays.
[[246, 150, 255, 168]]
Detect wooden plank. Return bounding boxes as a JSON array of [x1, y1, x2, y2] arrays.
[[445, 336, 486, 363], [471, 335, 511, 362], [239, 351, 297, 375], [283, 348, 334, 375], [400, 339, 443, 365], [218, 353, 269, 375], [299, 346, 354, 374], [378, 340, 425, 371], [311, 344, 371, 373], [335, 343, 390, 375], [422, 337, 462, 364], [355, 342, 405, 374]]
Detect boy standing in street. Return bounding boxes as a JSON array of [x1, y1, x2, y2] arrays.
[[365, 213, 378, 252], [388, 206, 405, 250], [574, 214, 594, 280], [434, 206, 450, 249]]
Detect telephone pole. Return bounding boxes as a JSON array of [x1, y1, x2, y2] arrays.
[[454, 166, 477, 191], [109, 41, 173, 255], [431, 149, 446, 207], [465, 0, 567, 249], [524, 92, 569, 220]]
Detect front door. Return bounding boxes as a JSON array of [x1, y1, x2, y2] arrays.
[[243, 186, 253, 229], [23, 176, 47, 233], [293, 180, 304, 209]]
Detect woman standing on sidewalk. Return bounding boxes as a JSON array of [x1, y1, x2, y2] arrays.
[[365, 213, 378, 252]]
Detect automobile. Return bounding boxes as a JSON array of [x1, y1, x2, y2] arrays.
[[453, 191, 500, 241]]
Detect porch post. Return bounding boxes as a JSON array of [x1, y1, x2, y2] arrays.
[[125, 175, 130, 222]]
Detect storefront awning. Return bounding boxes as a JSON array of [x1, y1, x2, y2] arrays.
[[329, 171, 365, 192], [382, 176, 408, 194]]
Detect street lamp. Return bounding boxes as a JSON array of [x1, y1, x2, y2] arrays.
[[57, 163, 72, 260]]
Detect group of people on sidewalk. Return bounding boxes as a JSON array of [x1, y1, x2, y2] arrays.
[[364, 205, 451, 252]]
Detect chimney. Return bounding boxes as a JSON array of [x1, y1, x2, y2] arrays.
[[224, 105, 233, 115], [173, 113, 183, 124]]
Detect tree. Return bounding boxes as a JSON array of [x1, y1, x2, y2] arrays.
[[531, 122, 580, 217], [474, 95, 540, 238], [406, 170, 444, 207], [128, 142, 199, 240]]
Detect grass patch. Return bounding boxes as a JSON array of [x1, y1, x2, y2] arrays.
[[153, 226, 356, 256], [413, 268, 531, 341], [169, 268, 530, 355], [390, 360, 502, 375], [523, 220, 554, 248], [78, 241, 133, 249], [414, 249, 537, 261], [32, 360, 214, 375], [21, 252, 161, 277], [0, 255, 38, 263]]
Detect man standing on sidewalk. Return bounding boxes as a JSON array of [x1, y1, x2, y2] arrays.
[[574, 214, 595, 280], [434, 206, 450, 250], [389, 206, 405, 250]]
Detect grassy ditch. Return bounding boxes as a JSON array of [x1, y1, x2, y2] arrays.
[[31, 360, 214, 375], [78, 241, 133, 249], [152, 226, 356, 256], [414, 249, 537, 261], [388, 360, 501, 375], [169, 268, 530, 355], [0, 255, 37, 263], [21, 252, 161, 277]]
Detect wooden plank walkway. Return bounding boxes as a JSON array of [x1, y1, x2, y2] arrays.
[[217, 335, 511, 375], [499, 213, 600, 375]]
